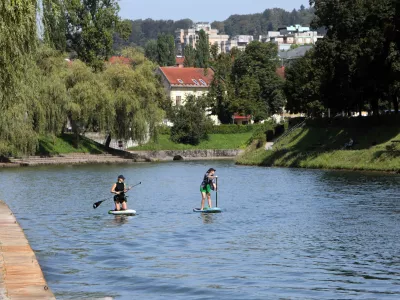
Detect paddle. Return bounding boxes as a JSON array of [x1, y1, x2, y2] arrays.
[[215, 176, 218, 207], [92, 182, 141, 209]]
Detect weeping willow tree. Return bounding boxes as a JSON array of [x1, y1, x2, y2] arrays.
[[42, 0, 67, 51], [63, 60, 114, 146], [102, 47, 165, 145], [0, 0, 39, 156]]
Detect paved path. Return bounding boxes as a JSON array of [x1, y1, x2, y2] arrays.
[[0, 200, 55, 299]]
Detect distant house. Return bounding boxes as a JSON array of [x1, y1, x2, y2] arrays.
[[156, 67, 220, 124], [232, 113, 252, 125]]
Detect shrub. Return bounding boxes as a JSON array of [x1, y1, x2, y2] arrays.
[[170, 95, 212, 145]]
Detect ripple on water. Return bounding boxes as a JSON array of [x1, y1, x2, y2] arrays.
[[0, 162, 399, 299]]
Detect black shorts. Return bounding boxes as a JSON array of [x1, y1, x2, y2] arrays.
[[114, 194, 127, 203]]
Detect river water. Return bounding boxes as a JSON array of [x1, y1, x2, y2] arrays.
[[0, 161, 399, 299]]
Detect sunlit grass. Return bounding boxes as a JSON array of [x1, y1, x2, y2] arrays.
[[237, 126, 400, 172], [37, 134, 105, 155], [129, 133, 253, 151]]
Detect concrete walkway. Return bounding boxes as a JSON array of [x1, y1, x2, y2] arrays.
[[0, 200, 55, 299]]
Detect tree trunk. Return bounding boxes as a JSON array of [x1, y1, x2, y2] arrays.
[[394, 96, 399, 114], [105, 134, 111, 149]]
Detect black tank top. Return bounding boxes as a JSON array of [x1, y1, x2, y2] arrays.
[[115, 182, 125, 192]]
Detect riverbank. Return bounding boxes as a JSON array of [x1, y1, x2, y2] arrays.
[[0, 150, 241, 168], [236, 124, 400, 173], [0, 200, 55, 299]]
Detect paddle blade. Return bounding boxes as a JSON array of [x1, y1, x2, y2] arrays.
[[93, 200, 104, 209]]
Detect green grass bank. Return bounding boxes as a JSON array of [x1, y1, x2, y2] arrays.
[[37, 134, 106, 155], [128, 133, 253, 151], [237, 119, 400, 173]]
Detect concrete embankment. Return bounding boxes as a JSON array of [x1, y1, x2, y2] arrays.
[[0, 200, 55, 299], [1, 153, 149, 168], [129, 149, 243, 161]]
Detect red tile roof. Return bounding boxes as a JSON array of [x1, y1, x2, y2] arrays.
[[159, 67, 214, 87], [108, 56, 132, 65]]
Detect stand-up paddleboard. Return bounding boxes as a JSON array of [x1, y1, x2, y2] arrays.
[[108, 209, 136, 215], [193, 207, 222, 213]]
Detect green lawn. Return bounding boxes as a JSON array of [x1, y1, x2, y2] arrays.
[[237, 126, 400, 172], [129, 133, 253, 151], [37, 134, 105, 155]]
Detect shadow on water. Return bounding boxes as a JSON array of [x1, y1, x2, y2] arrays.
[[200, 214, 214, 224]]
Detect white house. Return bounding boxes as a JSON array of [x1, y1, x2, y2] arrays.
[[156, 67, 220, 124]]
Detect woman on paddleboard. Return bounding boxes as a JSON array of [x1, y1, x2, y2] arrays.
[[111, 175, 129, 211], [200, 168, 217, 210]]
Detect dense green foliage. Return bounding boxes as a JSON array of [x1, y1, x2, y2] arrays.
[[195, 30, 210, 68], [170, 95, 212, 145], [183, 44, 196, 67], [208, 41, 286, 123], [0, 0, 39, 155], [114, 18, 193, 48], [285, 0, 400, 116], [42, 0, 129, 69]]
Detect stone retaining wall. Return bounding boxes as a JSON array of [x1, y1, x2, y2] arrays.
[[129, 149, 243, 161]]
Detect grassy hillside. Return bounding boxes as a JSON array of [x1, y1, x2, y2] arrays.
[[237, 124, 400, 172], [37, 134, 106, 155], [129, 133, 253, 151]]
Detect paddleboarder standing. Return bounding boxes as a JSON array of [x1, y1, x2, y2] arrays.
[[111, 175, 129, 211], [200, 168, 217, 210]]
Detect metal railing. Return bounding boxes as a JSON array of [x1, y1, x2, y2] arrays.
[[272, 119, 307, 150]]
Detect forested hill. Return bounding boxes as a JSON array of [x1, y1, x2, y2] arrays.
[[114, 6, 315, 49]]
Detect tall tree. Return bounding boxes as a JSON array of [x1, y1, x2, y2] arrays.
[[195, 29, 210, 68], [183, 44, 196, 67], [231, 41, 286, 121], [157, 33, 176, 66], [0, 0, 39, 155], [42, 0, 67, 51], [64, 0, 122, 70], [144, 39, 158, 63]]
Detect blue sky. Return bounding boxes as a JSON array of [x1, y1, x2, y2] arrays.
[[118, 0, 308, 22]]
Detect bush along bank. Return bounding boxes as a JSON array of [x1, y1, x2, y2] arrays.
[[236, 117, 400, 173]]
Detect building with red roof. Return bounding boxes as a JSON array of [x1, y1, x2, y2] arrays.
[[157, 66, 220, 124]]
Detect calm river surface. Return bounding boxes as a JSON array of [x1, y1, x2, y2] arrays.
[[0, 161, 399, 299]]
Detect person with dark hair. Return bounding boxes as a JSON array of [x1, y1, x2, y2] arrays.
[[199, 168, 217, 211], [111, 175, 130, 211]]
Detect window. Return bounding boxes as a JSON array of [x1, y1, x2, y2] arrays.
[[192, 79, 200, 85], [177, 79, 184, 84], [199, 79, 207, 86], [176, 96, 181, 106]]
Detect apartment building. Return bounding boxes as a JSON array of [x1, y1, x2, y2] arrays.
[[262, 24, 324, 51], [175, 22, 230, 55]]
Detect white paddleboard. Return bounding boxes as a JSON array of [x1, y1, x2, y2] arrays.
[[108, 209, 136, 215]]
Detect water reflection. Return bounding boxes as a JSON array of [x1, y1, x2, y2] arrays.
[[200, 214, 214, 224]]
